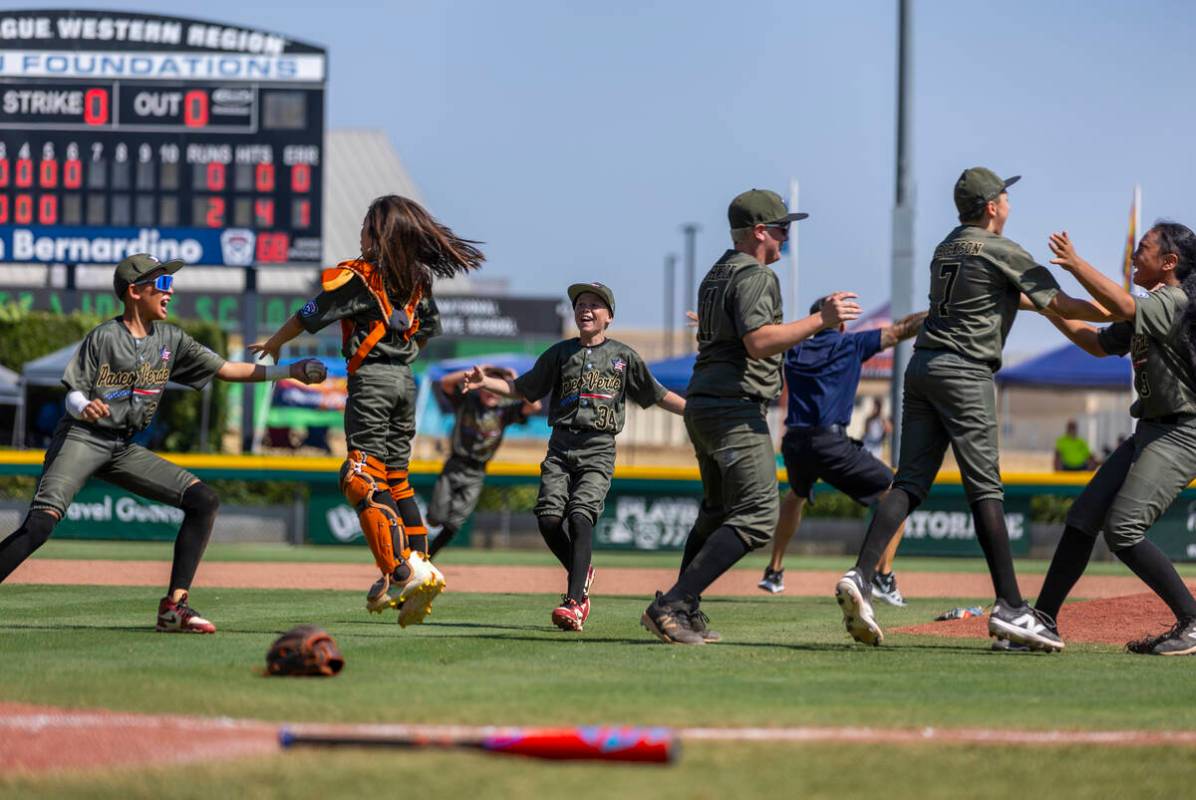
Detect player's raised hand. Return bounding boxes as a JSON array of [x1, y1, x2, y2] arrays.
[[248, 341, 281, 363], [290, 358, 328, 385], [820, 292, 861, 329], [462, 366, 487, 393], [1048, 231, 1082, 271], [81, 398, 110, 422], [684, 310, 699, 328]]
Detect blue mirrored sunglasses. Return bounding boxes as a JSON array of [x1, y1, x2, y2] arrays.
[[134, 274, 174, 292]]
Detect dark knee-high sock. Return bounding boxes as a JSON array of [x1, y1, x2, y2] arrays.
[[1035, 526, 1097, 620], [1116, 540, 1196, 620], [853, 489, 913, 582], [661, 525, 749, 604], [169, 483, 220, 594], [427, 524, 459, 558], [394, 496, 428, 556], [971, 498, 1023, 606], [537, 515, 571, 569], [566, 513, 593, 601], [0, 510, 58, 583], [678, 526, 706, 578]]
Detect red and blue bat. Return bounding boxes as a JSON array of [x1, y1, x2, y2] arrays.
[[279, 725, 676, 764]]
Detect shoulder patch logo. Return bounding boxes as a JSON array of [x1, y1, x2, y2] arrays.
[[159, 347, 171, 362], [301, 300, 318, 318], [612, 358, 626, 372]]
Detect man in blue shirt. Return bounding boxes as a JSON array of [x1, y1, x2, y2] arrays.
[[759, 299, 926, 605]]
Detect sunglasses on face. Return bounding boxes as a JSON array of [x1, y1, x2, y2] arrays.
[[134, 274, 174, 292], [765, 223, 790, 235]]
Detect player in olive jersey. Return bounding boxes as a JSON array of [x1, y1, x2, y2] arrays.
[[465, 282, 686, 631], [0, 253, 327, 633], [1028, 222, 1196, 655], [835, 168, 1113, 650], [426, 366, 540, 558], [641, 189, 862, 645]]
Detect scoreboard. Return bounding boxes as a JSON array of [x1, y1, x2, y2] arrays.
[[0, 10, 326, 266]]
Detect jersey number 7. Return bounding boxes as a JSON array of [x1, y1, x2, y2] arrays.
[[936, 262, 961, 317]]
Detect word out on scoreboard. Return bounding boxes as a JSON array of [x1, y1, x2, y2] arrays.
[[0, 10, 326, 266]]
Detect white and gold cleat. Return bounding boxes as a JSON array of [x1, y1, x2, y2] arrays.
[[365, 573, 400, 614], [396, 552, 446, 628]]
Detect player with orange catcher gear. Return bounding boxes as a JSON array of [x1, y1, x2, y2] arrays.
[[254, 195, 483, 627]]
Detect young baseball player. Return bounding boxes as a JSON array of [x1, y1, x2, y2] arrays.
[[835, 168, 1113, 650], [464, 282, 685, 631], [253, 195, 482, 627], [759, 298, 926, 604], [426, 366, 540, 558], [642, 189, 861, 645], [0, 253, 328, 633], [1028, 222, 1196, 655]]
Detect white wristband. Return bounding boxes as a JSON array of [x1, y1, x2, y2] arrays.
[[264, 364, 290, 380], [65, 390, 89, 419]]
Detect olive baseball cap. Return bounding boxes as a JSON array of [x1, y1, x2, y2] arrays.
[[728, 189, 809, 230], [954, 167, 1020, 217], [568, 282, 615, 315], [113, 253, 184, 298]]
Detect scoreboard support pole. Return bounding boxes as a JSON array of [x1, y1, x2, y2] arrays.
[[241, 266, 259, 454]]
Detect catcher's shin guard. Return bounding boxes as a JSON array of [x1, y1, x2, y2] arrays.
[[341, 451, 405, 574], [388, 468, 429, 555]]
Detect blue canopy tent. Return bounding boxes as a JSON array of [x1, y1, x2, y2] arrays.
[[647, 354, 696, 396], [995, 343, 1130, 389]]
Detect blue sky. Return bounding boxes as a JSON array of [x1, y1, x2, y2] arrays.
[[17, 0, 1196, 356]]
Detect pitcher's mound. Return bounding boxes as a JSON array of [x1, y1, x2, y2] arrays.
[[895, 592, 1177, 647]]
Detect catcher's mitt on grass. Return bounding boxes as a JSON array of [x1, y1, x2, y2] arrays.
[[266, 625, 345, 677]]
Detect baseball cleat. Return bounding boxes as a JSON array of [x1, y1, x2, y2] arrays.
[[687, 601, 721, 643], [365, 573, 399, 614], [758, 567, 785, 594], [836, 569, 884, 646], [871, 571, 907, 607], [987, 601, 1064, 652], [1140, 616, 1196, 656], [991, 638, 1031, 653], [552, 596, 585, 632], [396, 553, 446, 628], [156, 592, 216, 634], [641, 592, 705, 645]]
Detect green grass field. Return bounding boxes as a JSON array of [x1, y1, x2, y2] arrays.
[[3, 544, 1196, 798]]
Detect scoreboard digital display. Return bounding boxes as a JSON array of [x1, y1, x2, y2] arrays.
[[0, 10, 325, 265]]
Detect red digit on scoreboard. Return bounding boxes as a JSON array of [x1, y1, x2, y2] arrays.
[[39, 160, 58, 188], [15, 158, 33, 188], [256, 232, 288, 263], [63, 159, 82, 189], [38, 195, 57, 225], [206, 162, 226, 192], [255, 162, 274, 192], [205, 197, 225, 227], [290, 164, 311, 193], [14, 194, 33, 224], [184, 90, 209, 128], [83, 88, 109, 126], [0, 159, 8, 188], [254, 198, 274, 227], [0, 196, 8, 224]]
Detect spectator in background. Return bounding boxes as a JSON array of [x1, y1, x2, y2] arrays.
[[861, 398, 890, 460], [1055, 419, 1094, 471]]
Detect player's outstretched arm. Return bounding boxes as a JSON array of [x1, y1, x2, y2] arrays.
[[879, 310, 928, 349], [1047, 231, 1135, 321], [1042, 312, 1108, 357], [248, 315, 306, 364], [216, 358, 327, 384], [462, 366, 523, 399], [742, 291, 861, 359], [656, 391, 686, 416]]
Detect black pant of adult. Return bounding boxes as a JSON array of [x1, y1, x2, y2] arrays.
[[0, 482, 221, 593], [853, 489, 1024, 605]]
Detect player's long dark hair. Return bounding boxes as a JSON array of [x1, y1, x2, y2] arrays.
[[359, 195, 484, 301], [1151, 221, 1196, 372]]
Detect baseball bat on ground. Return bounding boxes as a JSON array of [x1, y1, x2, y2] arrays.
[[279, 725, 677, 764]]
